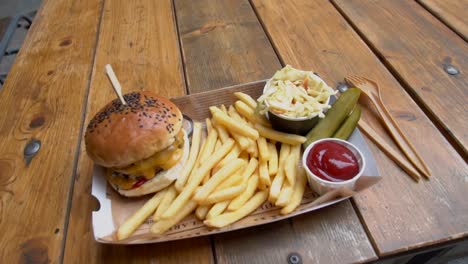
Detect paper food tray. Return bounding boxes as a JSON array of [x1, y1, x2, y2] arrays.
[[91, 80, 381, 244]]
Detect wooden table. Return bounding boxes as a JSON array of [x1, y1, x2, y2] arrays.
[[0, 0, 466, 263]]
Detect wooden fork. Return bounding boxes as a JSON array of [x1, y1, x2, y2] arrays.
[[345, 76, 431, 178]]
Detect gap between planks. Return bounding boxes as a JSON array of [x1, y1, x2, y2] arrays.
[[171, 0, 189, 95], [58, 0, 107, 262], [416, 0, 468, 43], [329, 0, 467, 161]]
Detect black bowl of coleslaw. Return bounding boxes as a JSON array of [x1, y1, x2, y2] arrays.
[[259, 65, 335, 135], [266, 110, 322, 135]]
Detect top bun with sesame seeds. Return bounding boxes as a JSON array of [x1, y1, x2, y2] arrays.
[[84, 91, 188, 196]]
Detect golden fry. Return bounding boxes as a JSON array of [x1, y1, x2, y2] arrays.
[[285, 145, 301, 186], [195, 204, 211, 220], [151, 200, 197, 235], [234, 92, 257, 109], [257, 137, 270, 162], [220, 104, 228, 114], [206, 200, 230, 220], [199, 128, 218, 164], [193, 159, 246, 203], [214, 139, 222, 150], [267, 142, 278, 176], [212, 118, 230, 143], [258, 161, 271, 187], [202, 184, 245, 205], [117, 189, 166, 240], [281, 168, 307, 215], [210, 107, 259, 140], [216, 171, 243, 191], [175, 122, 202, 192], [246, 138, 258, 157], [204, 191, 268, 228], [254, 124, 306, 145], [214, 144, 241, 172], [153, 185, 177, 221], [162, 139, 235, 219], [269, 144, 290, 202], [234, 100, 271, 127], [275, 182, 294, 207], [206, 118, 213, 134], [228, 173, 259, 211]]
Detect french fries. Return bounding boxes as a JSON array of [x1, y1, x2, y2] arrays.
[[153, 185, 177, 221], [234, 92, 257, 109], [203, 184, 245, 205], [280, 168, 307, 215], [122, 90, 314, 238], [196, 205, 211, 220], [199, 127, 218, 163], [257, 137, 270, 162], [206, 200, 230, 220], [175, 122, 202, 192], [212, 119, 230, 143], [216, 171, 243, 190], [258, 161, 271, 187], [162, 139, 235, 219], [214, 139, 222, 150], [267, 142, 278, 176], [117, 189, 166, 240], [204, 191, 268, 228], [206, 118, 213, 134], [269, 144, 290, 202], [275, 182, 293, 207], [211, 107, 259, 140], [234, 100, 270, 127], [254, 124, 306, 145], [193, 159, 246, 203], [228, 173, 259, 211], [284, 145, 301, 186], [151, 200, 197, 234]]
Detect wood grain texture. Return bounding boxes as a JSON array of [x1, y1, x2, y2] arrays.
[[62, 0, 212, 262], [419, 0, 468, 41], [334, 0, 468, 158], [174, 0, 281, 93], [252, 0, 468, 257], [0, 16, 11, 39], [173, 1, 375, 262], [0, 0, 102, 262], [215, 201, 377, 264]]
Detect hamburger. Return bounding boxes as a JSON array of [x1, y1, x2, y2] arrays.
[[84, 91, 189, 197]]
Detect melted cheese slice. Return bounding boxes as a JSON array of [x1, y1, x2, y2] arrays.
[[108, 131, 184, 190]]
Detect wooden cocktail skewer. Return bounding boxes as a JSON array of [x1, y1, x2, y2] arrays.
[[105, 64, 127, 105]]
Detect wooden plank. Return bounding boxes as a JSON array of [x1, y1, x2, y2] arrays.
[[173, 0, 375, 262], [419, 0, 468, 41], [334, 0, 468, 158], [0, 0, 102, 262], [62, 0, 213, 262], [215, 201, 377, 264], [174, 0, 281, 93], [0, 16, 11, 39], [252, 0, 468, 257]]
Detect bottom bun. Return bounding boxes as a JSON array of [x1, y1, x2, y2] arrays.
[[113, 130, 189, 197]]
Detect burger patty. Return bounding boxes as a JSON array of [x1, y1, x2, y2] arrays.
[[107, 131, 184, 190]]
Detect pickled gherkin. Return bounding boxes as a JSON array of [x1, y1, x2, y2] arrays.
[[333, 105, 361, 140], [303, 88, 361, 147]]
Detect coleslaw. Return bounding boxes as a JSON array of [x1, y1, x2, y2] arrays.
[[258, 65, 336, 119]]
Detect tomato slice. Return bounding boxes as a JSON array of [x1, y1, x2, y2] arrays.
[[132, 177, 148, 188]]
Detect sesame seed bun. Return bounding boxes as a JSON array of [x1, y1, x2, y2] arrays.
[[84, 91, 183, 168]]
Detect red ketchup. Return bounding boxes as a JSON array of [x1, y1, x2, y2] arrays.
[[306, 141, 360, 182]]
